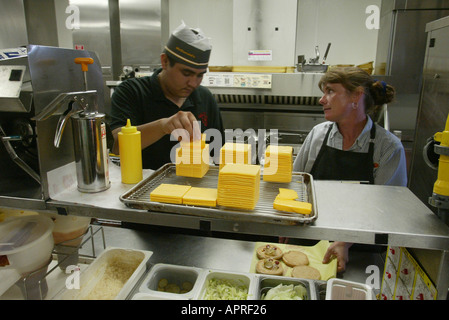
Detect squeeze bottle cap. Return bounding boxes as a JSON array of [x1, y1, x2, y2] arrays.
[[121, 119, 137, 134]]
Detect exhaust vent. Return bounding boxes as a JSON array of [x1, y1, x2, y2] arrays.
[[213, 94, 321, 106]]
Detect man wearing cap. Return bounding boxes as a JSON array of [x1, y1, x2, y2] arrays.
[[110, 22, 224, 170]]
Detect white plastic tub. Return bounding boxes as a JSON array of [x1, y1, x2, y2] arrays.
[[55, 247, 152, 300], [0, 215, 54, 274], [325, 278, 375, 300]]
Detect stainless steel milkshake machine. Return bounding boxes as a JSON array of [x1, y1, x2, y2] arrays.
[[0, 45, 109, 201]]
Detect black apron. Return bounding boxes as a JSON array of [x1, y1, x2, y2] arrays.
[[310, 123, 376, 184]]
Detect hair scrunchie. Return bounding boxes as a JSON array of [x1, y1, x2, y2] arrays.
[[374, 79, 387, 97]]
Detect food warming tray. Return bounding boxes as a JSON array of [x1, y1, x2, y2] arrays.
[[120, 163, 317, 225]]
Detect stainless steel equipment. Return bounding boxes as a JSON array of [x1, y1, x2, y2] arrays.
[[69, 0, 162, 80], [296, 44, 330, 73], [33, 58, 110, 193], [409, 16, 449, 223], [0, 45, 106, 200]]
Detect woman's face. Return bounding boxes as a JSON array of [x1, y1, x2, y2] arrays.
[[319, 83, 355, 122]]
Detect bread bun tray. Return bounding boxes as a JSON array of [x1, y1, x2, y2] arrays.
[[120, 163, 318, 225]]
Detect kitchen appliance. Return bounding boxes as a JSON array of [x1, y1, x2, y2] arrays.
[[0, 45, 106, 200], [409, 15, 449, 223], [33, 58, 110, 193]]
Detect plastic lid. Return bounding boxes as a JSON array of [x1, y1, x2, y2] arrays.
[[0, 215, 54, 255], [121, 119, 137, 134]]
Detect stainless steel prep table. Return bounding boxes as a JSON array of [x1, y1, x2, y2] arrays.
[[1, 163, 448, 299]]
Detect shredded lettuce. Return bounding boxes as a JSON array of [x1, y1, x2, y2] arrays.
[[262, 284, 307, 300], [203, 278, 248, 300]]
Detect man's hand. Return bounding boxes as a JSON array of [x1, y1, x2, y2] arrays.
[[160, 111, 201, 143], [322, 241, 353, 272]]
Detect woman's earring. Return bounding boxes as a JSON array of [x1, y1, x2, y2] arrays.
[[352, 102, 358, 110]]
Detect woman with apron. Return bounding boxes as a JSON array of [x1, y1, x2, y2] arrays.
[[293, 67, 407, 272]]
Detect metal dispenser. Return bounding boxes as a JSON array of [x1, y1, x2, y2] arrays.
[[33, 58, 110, 193]]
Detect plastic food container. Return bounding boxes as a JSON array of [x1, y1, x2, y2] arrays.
[[55, 247, 152, 300], [198, 270, 257, 300], [139, 263, 203, 299], [257, 275, 317, 300], [132, 292, 188, 300], [41, 213, 91, 271], [0, 215, 54, 274], [43, 213, 91, 245], [325, 278, 374, 300]]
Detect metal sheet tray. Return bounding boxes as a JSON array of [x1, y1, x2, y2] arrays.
[[120, 163, 317, 225]]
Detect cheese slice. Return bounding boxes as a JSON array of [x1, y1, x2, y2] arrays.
[[180, 133, 207, 150], [219, 142, 251, 169], [265, 145, 293, 156], [277, 188, 299, 200], [150, 184, 192, 204], [219, 162, 260, 176], [182, 187, 217, 207], [273, 198, 312, 215]]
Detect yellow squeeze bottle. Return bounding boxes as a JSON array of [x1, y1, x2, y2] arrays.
[[118, 119, 143, 184]]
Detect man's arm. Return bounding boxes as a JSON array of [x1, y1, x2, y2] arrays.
[[111, 111, 200, 155]]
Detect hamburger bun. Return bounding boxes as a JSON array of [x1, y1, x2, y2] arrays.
[[282, 250, 309, 267], [291, 266, 321, 280], [256, 258, 284, 275], [256, 244, 283, 260]]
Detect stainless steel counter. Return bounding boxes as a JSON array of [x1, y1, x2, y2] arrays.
[[0, 162, 448, 299], [31, 164, 449, 251]]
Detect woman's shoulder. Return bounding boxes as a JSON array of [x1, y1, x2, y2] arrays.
[[374, 123, 403, 150], [311, 121, 333, 134]]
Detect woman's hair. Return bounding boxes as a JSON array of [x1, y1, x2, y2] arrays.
[[318, 67, 395, 116]]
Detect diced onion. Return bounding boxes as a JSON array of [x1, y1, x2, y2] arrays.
[[203, 278, 248, 300]]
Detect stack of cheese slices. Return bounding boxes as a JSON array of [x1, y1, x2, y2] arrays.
[[175, 134, 209, 178], [263, 145, 293, 183], [217, 163, 260, 210], [219, 142, 251, 169]]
